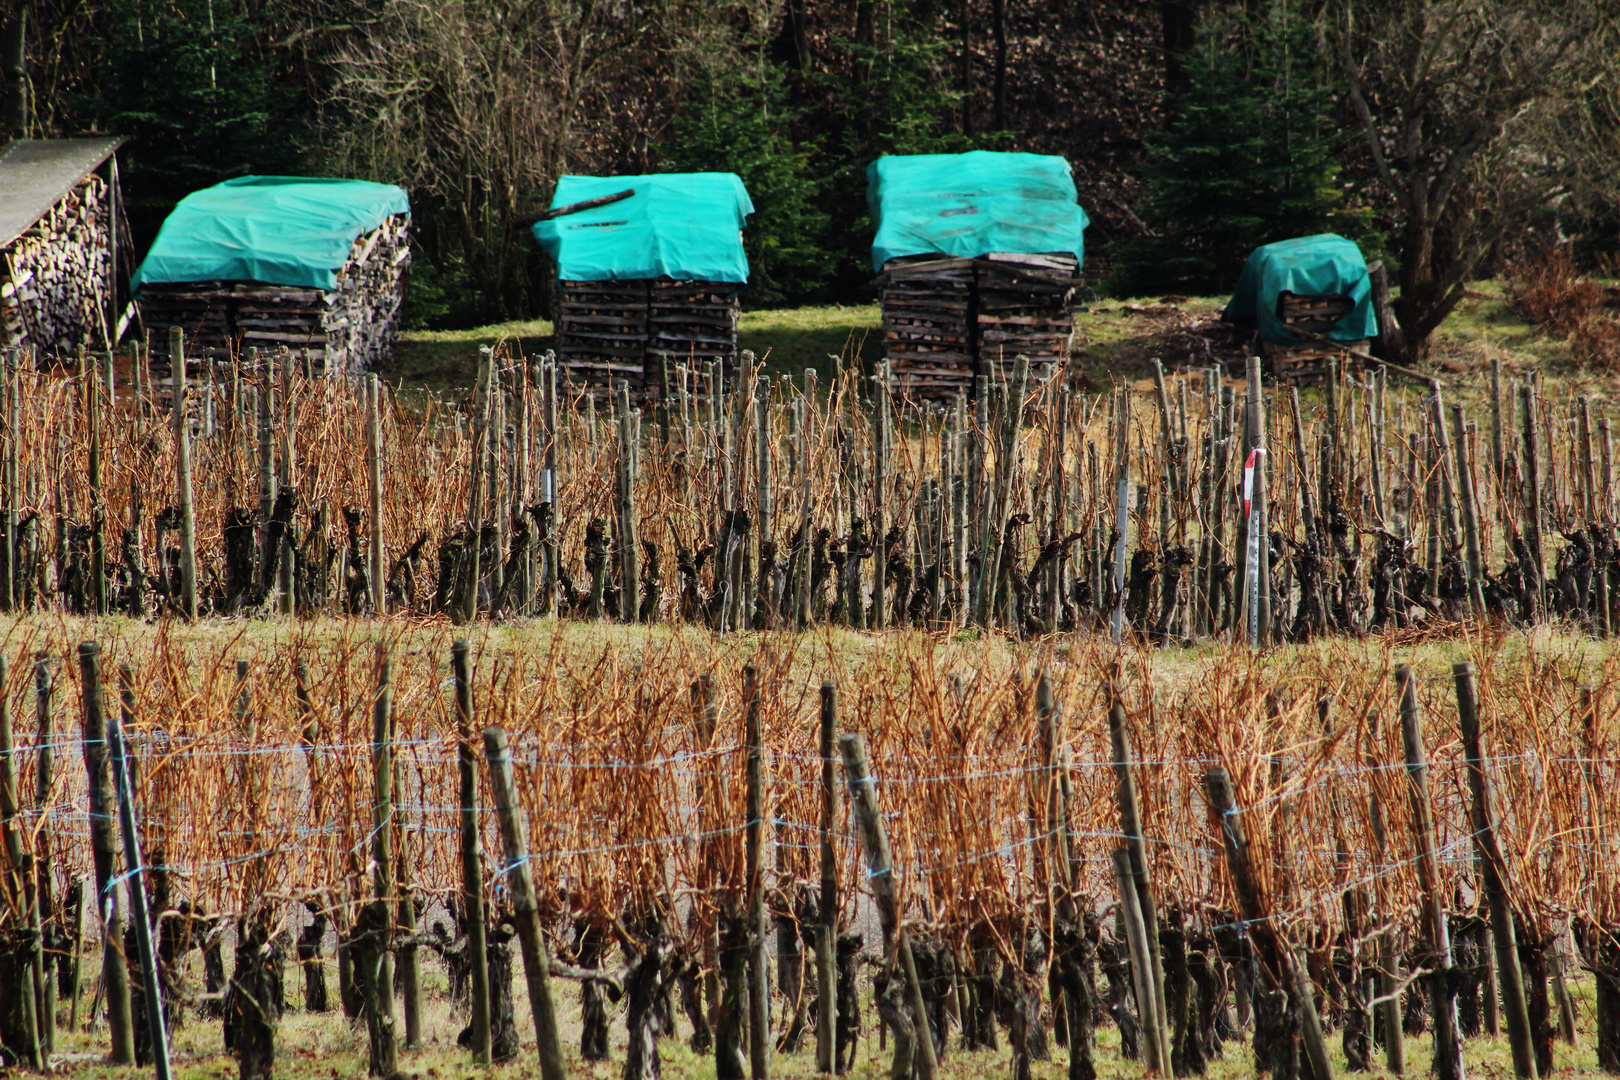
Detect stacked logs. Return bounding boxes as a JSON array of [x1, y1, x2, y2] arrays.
[[974, 252, 1079, 379], [553, 277, 740, 395], [138, 214, 410, 375], [878, 256, 975, 397], [0, 173, 112, 355], [879, 253, 1077, 398]]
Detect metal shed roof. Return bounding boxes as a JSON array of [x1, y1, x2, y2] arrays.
[[0, 137, 123, 249]]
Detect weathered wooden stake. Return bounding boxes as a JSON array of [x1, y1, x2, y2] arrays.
[[744, 666, 770, 1077], [1454, 662, 1537, 1078], [453, 641, 492, 1063], [1396, 665, 1464, 1080], [170, 328, 198, 620], [1204, 766, 1334, 1080], [838, 732, 937, 1080], [482, 725, 568, 1080], [1107, 681, 1171, 1070], [815, 680, 837, 1075], [78, 641, 135, 1063], [366, 374, 385, 615]]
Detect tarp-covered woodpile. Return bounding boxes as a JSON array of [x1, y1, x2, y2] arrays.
[[0, 138, 124, 355], [132, 176, 411, 374], [1222, 233, 1377, 347], [869, 151, 1089, 398], [532, 173, 752, 395]]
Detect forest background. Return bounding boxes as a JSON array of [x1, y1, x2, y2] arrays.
[[0, 0, 1617, 366]]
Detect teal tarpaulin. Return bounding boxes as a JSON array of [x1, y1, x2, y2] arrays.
[[1222, 234, 1378, 346], [131, 176, 410, 294], [866, 151, 1089, 273], [532, 173, 753, 284]]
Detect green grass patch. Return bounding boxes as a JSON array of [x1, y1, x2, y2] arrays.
[[740, 303, 880, 381]]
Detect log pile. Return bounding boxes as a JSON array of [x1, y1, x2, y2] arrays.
[[1263, 292, 1364, 386], [975, 252, 1079, 381], [1, 172, 111, 354], [139, 214, 410, 374], [1277, 291, 1355, 336], [554, 277, 740, 396], [879, 252, 1078, 399], [554, 280, 650, 392], [877, 256, 975, 398]]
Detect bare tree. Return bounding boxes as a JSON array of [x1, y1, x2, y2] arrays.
[[313, 0, 743, 318], [1333, 0, 1620, 364]]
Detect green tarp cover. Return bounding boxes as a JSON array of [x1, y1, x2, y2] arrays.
[[532, 173, 753, 283], [132, 176, 411, 294], [866, 151, 1089, 272], [1222, 234, 1378, 346]]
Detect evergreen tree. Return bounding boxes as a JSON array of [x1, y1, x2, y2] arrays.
[[668, 65, 834, 306], [1109, 2, 1367, 297]]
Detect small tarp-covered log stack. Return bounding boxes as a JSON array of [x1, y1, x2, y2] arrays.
[[869, 151, 1089, 398], [0, 138, 125, 354], [132, 177, 411, 374], [533, 173, 752, 396], [1220, 233, 1378, 385]]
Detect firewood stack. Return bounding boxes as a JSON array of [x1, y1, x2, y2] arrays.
[[878, 252, 1078, 399], [1276, 291, 1355, 336], [974, 252, 1079, 382], [554, 279, 650, 392], [554, 277, 740, 397], [878, 255, 975, 398], [140, 214, 410, 374], [647, 279, 740, 383], [1, 172, 111, 354]]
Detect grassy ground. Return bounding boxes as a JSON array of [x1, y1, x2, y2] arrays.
[[381, 278, 1611, 399], [39, 938, 1607, 1078]]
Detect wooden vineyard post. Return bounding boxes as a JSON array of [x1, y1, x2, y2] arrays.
[[367, 374, 385, 615], [170, 327, 198, 620], [796, 370, 815, 631], [396, 751, 422, 1050], [873, 362, 888, 630], [744, 666, 770, 1077], [1109, 386, 1131, 643], [256, 350, 277, 596], [1362, 709, 1406, 1075], [837, 733, 938, 1080], [106, 665, 173, 1080], [1451, 404, 1487, 612], [78, 642, 135, 1064], [617, 385, 640, 624], [362, 647, 398, 1077], [460, 358, 491, 625], [1520, 382, 1546, 618], [453, 641, 491, 1063], [279, 358, 297, 615], [481, 725, 568, 1080], [1453, 662, 1537, 1078], [33, 655, 55, 1057], [1204, 767, 1334, 1080], [1244, 354, 1270, 647], [756, 376, 773, 629], [1111, 848, 1163, 1073], [0, 655, 43, 1069], [541, 357, 559, 617], [815, 680, 837, 1075], [1396, 665, 1465, 1080], [88, 368, 106, 614], [1107, 681, 1171, 1070], [1428, 383, 1465, 569]]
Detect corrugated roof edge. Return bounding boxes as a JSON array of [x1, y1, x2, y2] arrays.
[[0, 137, 125, 249]]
